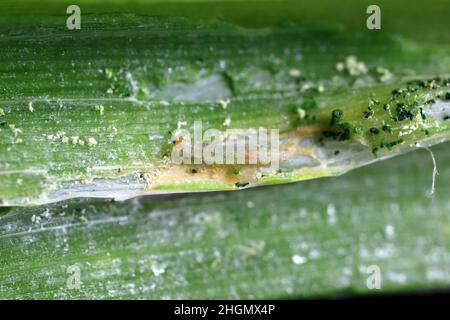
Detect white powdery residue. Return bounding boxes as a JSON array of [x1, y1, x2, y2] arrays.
[[41, 208, 52, 218], [288, 68, 301, 78], [297, 107, 306, 119], [31, 214, 41, 224], [104, 68, 113, 79], [384, 224, 395, 240], [422, 146, 439, 197], [151, 264, 165, 277], [327, 203, 337, 225], [317, 84, 325, 92], [223, 117, 231, 126], [9, 124, 22, 137], [126, 72, 139, 97], [336, 56, 368, 76], [87, 137, 98, 146], [177, 121, 187, 129], [9, 124, 23, 144], [291, 254, 307, 265], [94, 104, 104, 116], [375, 66, 393, 82], [217, 99, 230, 109]]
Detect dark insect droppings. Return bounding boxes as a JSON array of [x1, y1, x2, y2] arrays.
[[395, 103, 414, 121], [330, 109, 343, 126], [372, 147, 379, 157], [235, 182, 249, 188]]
